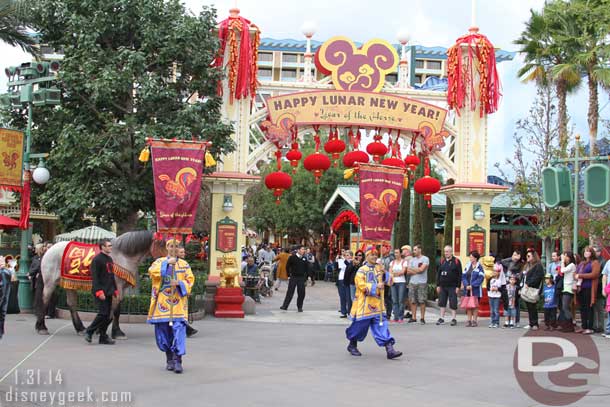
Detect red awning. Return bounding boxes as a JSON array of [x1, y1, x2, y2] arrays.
[[0, 215, 20, 229]]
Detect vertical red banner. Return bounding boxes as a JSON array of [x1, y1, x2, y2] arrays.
[[150, 140, 205, 235], [358, 163, 404, 243]]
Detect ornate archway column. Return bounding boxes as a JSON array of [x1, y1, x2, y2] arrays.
[[203, 8, 260, 316], [441, 27, 507, 265]]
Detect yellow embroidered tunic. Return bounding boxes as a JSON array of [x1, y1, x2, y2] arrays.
[[350, 263, 393, 321], [147, 257, 194, 324]]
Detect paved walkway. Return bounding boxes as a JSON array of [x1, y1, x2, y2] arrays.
[[249, 281, 464, 325], [1, 283, 609, 407]]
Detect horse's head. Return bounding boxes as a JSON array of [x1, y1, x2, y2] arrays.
[[112, 230, 156, 266]]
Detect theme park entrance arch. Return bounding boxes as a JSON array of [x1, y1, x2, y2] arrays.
[[203, 8, 508, 313]]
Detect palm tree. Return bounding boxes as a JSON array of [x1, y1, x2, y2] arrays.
[[0, 0, 38, 55], [569, 0, 610, 155], [515, 5, 581, 154]]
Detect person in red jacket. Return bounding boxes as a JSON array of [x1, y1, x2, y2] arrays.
[[84, 239, 117, 345]]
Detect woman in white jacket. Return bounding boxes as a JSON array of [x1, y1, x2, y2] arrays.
[[559, 252, 577, 332]]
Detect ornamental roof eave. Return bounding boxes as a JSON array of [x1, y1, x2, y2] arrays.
[[258, 38, 516, 62]]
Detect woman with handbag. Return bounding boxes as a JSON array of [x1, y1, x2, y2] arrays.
[[460, 251, 485, 327], [521, 249, 545, 330], [574, 246, 601, 335]]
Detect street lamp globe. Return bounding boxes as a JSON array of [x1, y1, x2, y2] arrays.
[[301, 21, 317, 38], [396, 28, 410, 45], [32, 166, 50, 185]]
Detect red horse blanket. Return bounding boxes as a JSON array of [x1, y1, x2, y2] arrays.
[[60, 242, 136, 291]]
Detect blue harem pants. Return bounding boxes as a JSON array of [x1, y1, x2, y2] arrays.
[[154, 320, 186, 356], [345, 315, 395, 347]]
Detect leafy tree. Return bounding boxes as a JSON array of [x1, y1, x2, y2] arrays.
[[394, 183, 410, 248], [18, 0, 233, 232], [0, 0, 38, 55], [443, 178, 455, 247], [568, 0, 610, 155], [494, 85, 569, 252], [515, 3, 581, 153], [411, 163, 423, 245]]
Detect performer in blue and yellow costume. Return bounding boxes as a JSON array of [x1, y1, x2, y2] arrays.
[[346, 246, 403, 359], [147, 239, 194, 373]]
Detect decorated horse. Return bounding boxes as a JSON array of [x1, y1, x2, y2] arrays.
[[35, 230, 165, 337]]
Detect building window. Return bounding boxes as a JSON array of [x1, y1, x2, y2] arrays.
[[282, 53, 298, 63], [414, 74, 422, 84], [258, 68, 272, 79], [281, 69, 297, 80], [258, 52, 273, 62], [386, 74, 398, 83], [415, 59, 424, 69], [427, 60, 442, 70]]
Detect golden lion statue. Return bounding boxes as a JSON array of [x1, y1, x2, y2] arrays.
[[219, 255, 240, 288], [481, 255, 496, 289]]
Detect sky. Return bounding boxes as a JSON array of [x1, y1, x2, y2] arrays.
[[1, 0, 606, 178]]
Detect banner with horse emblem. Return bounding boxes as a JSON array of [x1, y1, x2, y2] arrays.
[[0, 128, 24, 191], [150, 139, 205, 235], [60, 242, 136, 290], [359, 163, 404, 243]]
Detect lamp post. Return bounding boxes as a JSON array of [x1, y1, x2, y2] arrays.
[[301, 21, 317, 83], [1, 61, 59, 311], [396, 28, 410, 89]]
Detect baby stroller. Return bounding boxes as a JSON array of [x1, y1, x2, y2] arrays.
[[257, 262, 274, 298]]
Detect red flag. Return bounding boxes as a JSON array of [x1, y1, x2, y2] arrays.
[[150, 139, 205, 235], [358, 163, 404, 243]]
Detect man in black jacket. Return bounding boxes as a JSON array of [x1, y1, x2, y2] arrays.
[[436, 245, 462, 326], [84, 239, 116, 345], [280, 245, 308, 312]]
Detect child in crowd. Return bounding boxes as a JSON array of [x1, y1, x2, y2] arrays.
[[488, 266, 502, 328], [543, 274, 558, 330], [325, 260, 334, 282], [505, 276, 518, 328]]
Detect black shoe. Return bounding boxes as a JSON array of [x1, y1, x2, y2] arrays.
[[174, 355, 183, 374], [165, 351, 175, 371], [450, 319, 457, 326], [340, 314, 348, 318], [186, 325, 198, 338], [436, 318, 445, 325], [111, 328, 126, 340], [385, 342, 403, 360], [84, 331, 92, 343], [347, 340, 362, 356], [420, 319, 426, 325], [298, 308, 303, 312], [280, 306, 287, 311], [99, 336, 115, 345], [407, 318, 417, 323]]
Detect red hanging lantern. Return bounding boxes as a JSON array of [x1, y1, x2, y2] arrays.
[[304, 128, 331, 184], [381, 157, 405, 168], [342, 150, 369, 168], [413, 156, 441, 208], [324, 126, 346, 167], [404, 153, 420, 177], [366, 131, 388, 162], [265, 171, 292, 204], [285, 142, 302, 174], [264, 149, 292, 204], [304, 153, 331, 184]]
